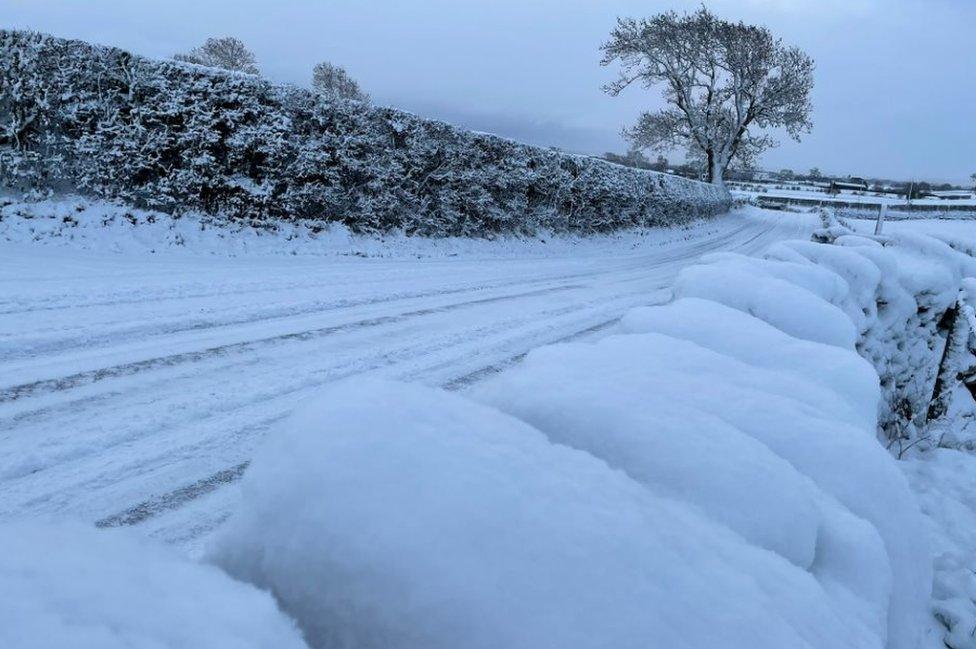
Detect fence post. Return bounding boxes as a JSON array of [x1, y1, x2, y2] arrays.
[[874, 203, 887, 235]]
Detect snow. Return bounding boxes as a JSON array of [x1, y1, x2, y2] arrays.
[[0, 521, 307, 649], [1, 195, 740, 258], [903, 450, 976, 649], [674, 256, 858, 347], [210, 379, 883, 649], [617, 298, 880, 433], [207, 209, 966, 649], [4, 203, 972, 649], [857, 219, 976, 242], [731, 186, 976, 208], [0, 203, 816, 554], [472, 328, 920, 648]]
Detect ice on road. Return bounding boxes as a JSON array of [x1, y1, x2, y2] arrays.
[[0, 210, 814, 553]]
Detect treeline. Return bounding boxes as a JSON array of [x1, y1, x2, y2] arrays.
[[0, 30, 729, 236]]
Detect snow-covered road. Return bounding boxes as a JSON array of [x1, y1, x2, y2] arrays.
[[0, 209, 813, 553]]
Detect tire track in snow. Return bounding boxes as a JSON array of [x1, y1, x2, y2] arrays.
[[0, 222, 752, 317], [8, 289, 650, 496], [0, 283, 584, 403], [1, 218, 795, 542], [93, 315, 625, 529], [1, 258, 651, 361]]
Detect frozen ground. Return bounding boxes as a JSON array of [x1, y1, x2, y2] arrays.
[[0, 204, 816, 553]]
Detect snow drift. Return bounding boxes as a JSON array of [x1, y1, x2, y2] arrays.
[[201, 223, 976, 649], [210, 379, 884, 649], [0, 521, 307, 649], [475, 305, 922, 649]]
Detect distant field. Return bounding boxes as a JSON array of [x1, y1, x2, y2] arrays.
[[730, 183, 976, 208], [730, 183, 976, 220]]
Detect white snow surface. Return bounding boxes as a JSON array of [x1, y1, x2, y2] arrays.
[[473, 317, 920, 648], [904, 450, 976, 649], [0, 202, 814, 553], [208, 217, 976, 649], [6, 202, 974, 649], [0, 521, 307, 649], [211, 379, 883, 649]]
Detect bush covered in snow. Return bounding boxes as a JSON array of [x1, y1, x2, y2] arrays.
[[476, 304, 927, 649], [0, 522, 307, 649], [0, 30, 729, 237], [210, 380, 890, 649], [765, 227, 976, 452]]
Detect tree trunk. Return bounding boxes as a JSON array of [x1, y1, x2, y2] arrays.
[[709, 156, 725, 188]]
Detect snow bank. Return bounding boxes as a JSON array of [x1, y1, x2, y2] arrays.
[[618, 298, 879, 428], [0, 195, 733, 258], [211, 379, 882, 649], [204, 221, 976, 649], [0, 522, 307, 649], [474, 324, 918, 647], [770, 230, 976, 446]]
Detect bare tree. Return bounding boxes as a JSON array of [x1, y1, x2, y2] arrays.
[[601, 8, 814, 186], [174, 37, 259, 75], [311, 62, 369, 103]]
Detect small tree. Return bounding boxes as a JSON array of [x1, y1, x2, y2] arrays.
[[970, 172, 976, 190], [174, 37, 259, 75], [311, 62, 369, 102], [809, 167, 822, 179], [601, 7, 814, 186]]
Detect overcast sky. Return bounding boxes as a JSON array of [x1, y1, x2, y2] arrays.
[[5, 0, 974, 183]]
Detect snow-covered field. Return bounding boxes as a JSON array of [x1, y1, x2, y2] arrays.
[[731, 186, 976, 208], [0, 204, 814, 553]]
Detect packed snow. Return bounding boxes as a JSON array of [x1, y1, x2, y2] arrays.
[[211, 379, 884, 649], [0, 521, 307, 649], [0, 203, 815, 554]]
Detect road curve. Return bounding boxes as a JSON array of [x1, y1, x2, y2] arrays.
[[0, 209, 813, 553]]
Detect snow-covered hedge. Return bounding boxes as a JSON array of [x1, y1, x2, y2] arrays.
[[211, 379, 902, 649], [0, 30, 729, 237], [781, 223, 976, 451], [207, 230, 954, 648]]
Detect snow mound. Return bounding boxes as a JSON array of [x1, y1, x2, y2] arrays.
[[674, 257, 858, 348], [473, 329, 905, 643], [618, 297, 879, 429], [0, 522, 307, 649], [210, 379, 881, 649]]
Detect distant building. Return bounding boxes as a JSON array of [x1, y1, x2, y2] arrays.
[[829, 178, 869, 193], [930, 190, 974, 200]]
